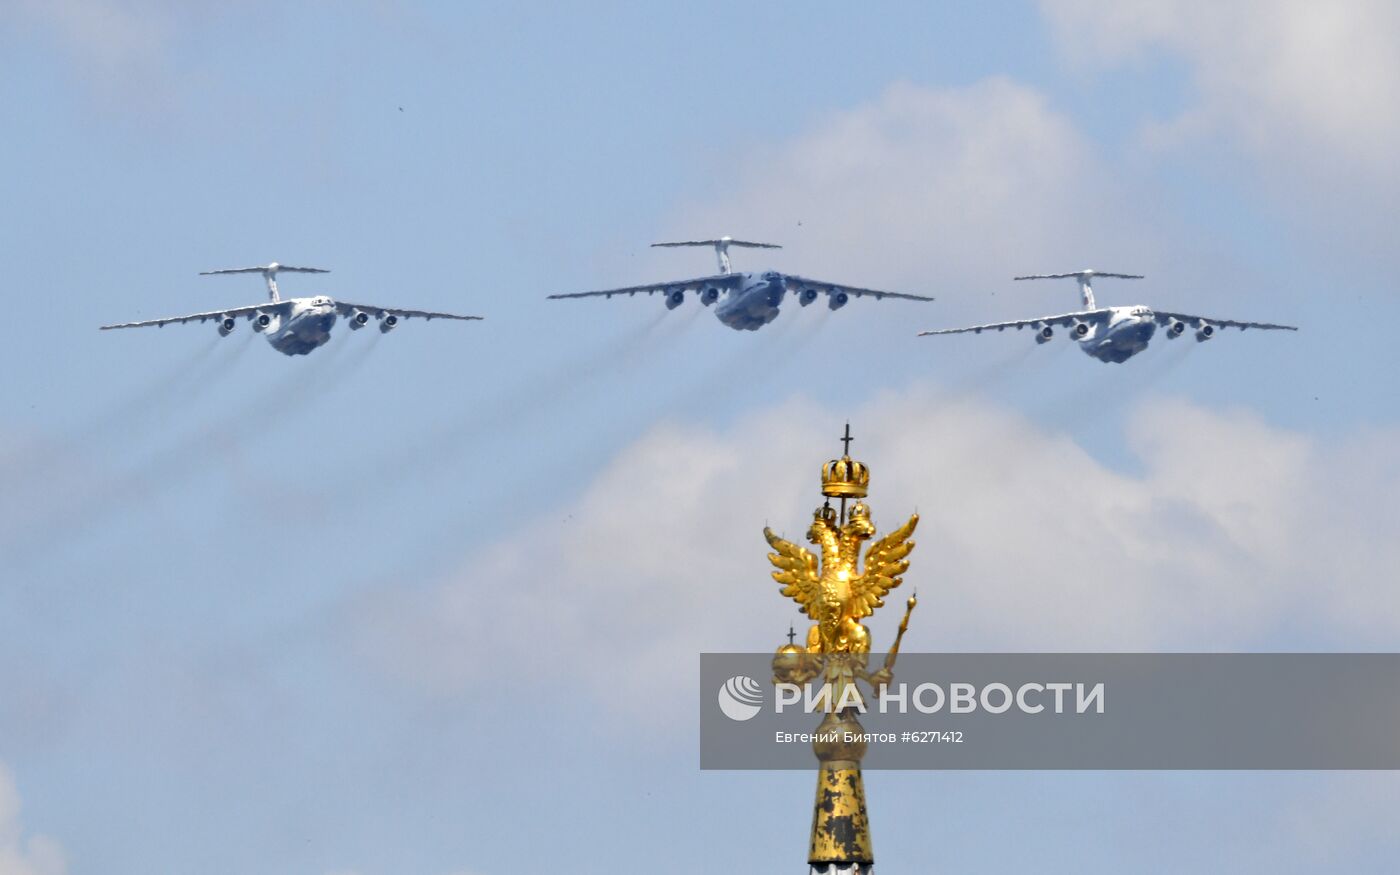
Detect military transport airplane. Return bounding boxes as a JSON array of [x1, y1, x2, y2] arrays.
[[917, 270, 1296, 363], [547, 237, 932, 330], [100, 262, 482, 356]]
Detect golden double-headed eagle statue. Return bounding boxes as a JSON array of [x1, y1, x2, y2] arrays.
[[764, 441, 918, 705]]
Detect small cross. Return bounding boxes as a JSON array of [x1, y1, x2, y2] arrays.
[[840, 422, 854, 455], [787, 625, 797, 646]]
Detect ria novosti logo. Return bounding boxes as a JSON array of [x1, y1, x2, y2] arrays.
[[715, 674, 1106, 721], [717, 675, 764, 721]]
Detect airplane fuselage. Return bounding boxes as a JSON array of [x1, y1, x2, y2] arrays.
[[1078, 306, 1157, 363], [261, 296, 338, 356], [713, 271, 787, 331]]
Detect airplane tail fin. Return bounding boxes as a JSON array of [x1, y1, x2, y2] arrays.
[[651, 238, 781, 274], [1012, 270, 1143, 311], [199, 262, 330, 303]]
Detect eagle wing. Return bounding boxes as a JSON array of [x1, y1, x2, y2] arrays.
[[850, 514, 919, 619], [764, 527, 822, 619]]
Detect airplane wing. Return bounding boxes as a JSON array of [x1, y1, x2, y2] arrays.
[[547, 273, 742, 300], [1152, 311, 1297, 331], [918, 309, 1109, 336], [99, 301, 289, 330], [781, 275, 934, 303], [334, 302, 483, 321], [199, 266, 329, 275]]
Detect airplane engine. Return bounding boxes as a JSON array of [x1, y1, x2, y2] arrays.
[[798, 289, 819, 307], [1036, 325, 1054, 344], [665, 289, 685, 310], [698, 287, 720, 306], [1195, 322, 1215, 342], [379, 313, 399, 333], [217, 316, 236, 337], [1166, 320, 1187, 338], [252, 312, 275, 332], [827, 291, 849, 311], [1072, 320, 1090, 338], [347, 309, 371, 330]]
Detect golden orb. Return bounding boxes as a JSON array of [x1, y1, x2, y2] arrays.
[[772, 641, 810, 685]]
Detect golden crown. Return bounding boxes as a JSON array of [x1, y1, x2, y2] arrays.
[[821, 454, 870, 498]]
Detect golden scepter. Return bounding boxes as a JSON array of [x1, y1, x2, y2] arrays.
[[883, 590, 918, 675]]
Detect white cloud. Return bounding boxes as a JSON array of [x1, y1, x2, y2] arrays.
[[0, 764, 65, 875], [658, 79, 1157, 319], [1041, 0, 1400, 196], [1274, 773, 1400, 865], [1, 0, 280, 113], [10, 0, 168, 65], [352, 385, 1400, 720], [4, 0, 175, 106]]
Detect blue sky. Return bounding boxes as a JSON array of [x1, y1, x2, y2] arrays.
[[2, 2, 1399, 873]]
